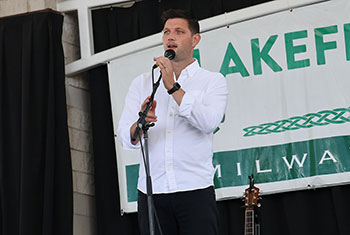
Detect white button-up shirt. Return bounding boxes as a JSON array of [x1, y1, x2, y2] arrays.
[[117, 60, 228, 194]]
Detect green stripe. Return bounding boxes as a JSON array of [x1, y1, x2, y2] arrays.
[[213, 135, 350, 188], [126, 135, 350, 202], [126, 165, 139, 202]]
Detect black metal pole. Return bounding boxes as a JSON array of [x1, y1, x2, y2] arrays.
[[132, 73, 163, 235], [143, 130, 155, 235]]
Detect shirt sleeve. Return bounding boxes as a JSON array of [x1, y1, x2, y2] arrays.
[[117, 75, 143, 150], [178, 72, 228, 134]]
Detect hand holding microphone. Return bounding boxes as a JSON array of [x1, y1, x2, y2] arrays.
[[153, 49, 176, 69], [153, 49, 177, 91]]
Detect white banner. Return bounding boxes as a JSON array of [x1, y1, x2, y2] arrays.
[[108, 0, 350, 213]]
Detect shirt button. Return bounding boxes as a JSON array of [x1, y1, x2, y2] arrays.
[[167, 130, 172, 134], [169, 113, 173, 117], [167, 168, 171, 171], [167, 149, 171, 152]]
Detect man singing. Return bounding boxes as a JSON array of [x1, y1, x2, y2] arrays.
[[117, 9, 228, 235]]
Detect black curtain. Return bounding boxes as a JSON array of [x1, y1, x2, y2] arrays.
[[91, 0, 264, 54], [0, 10, 73, 235], [88, 1, 350, 235]]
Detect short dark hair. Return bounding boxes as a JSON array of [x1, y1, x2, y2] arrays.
[[161, 9, 200, 34]]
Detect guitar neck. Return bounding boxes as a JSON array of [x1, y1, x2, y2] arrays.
[[244, 209, 254, 235]]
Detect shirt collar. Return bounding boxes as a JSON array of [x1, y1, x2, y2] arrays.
[[182, 59, 200, 78]]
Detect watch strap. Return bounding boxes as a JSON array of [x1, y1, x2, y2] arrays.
[[167, 82, 181, 95]]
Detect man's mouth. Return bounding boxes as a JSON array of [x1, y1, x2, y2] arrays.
[[167, 44, 177, 50]]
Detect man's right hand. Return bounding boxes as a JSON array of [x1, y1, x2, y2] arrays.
[[141, 96, 157, 123], [130, 96, 157, 145]]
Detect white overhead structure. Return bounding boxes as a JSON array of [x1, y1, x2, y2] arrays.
[[57, 0, 329, 77]]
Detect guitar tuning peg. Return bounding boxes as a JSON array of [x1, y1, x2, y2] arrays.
[[257, 203, 261, 208]]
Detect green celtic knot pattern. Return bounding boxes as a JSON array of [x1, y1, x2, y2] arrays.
[[243, 107, 350, 137]]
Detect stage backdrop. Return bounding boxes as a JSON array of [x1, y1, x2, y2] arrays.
[[108, 0, 350, 213]]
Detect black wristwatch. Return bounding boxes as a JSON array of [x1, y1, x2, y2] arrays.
[[167, 82, 181, 95]]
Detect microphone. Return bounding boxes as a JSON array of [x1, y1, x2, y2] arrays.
[[153, 49, 176, 69]]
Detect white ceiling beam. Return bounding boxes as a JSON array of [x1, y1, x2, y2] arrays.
[[77, 7, 94, 58], [57, 0, 129, 12], [65, 33, 162, 76]]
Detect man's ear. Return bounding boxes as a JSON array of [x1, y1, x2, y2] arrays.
[[192, 33, 201, 48]]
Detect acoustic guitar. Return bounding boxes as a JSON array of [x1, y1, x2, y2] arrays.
[[244, 175, 261, 235]]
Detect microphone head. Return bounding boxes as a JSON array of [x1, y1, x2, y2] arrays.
[[164, 49, 176, 60]]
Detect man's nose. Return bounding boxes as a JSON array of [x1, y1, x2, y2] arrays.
[[167, 31, 176, 40]]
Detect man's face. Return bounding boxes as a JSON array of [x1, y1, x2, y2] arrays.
[[162, 18, 200, 62]]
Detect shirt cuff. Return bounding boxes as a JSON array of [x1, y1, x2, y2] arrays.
[[117, 126, 141, 150]]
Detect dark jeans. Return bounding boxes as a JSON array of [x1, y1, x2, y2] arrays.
[[138, 186, 219, 235]]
